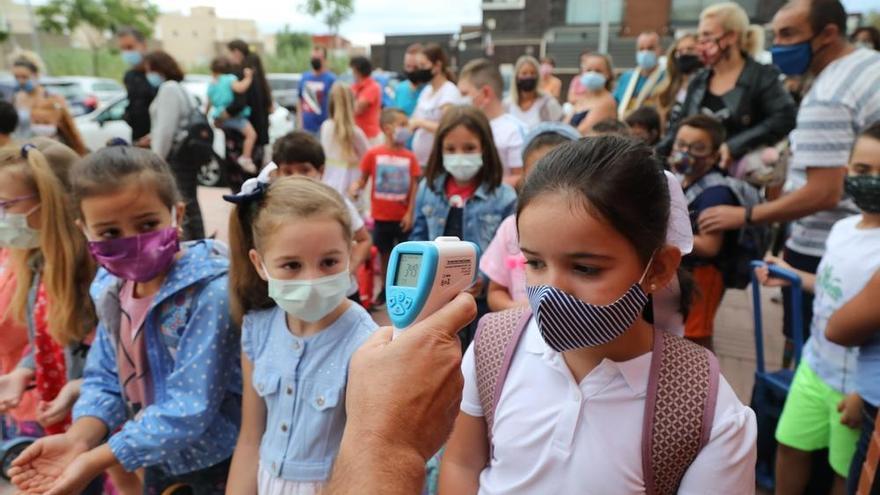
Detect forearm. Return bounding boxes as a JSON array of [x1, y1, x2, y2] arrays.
[[226, 441, 260, 495], [752, 176, 843, 225], [67, 416, 111, 449], [326, 438, 426, 495], [826, 274, 880, 346], [692, 233, 722, 259], [437, 460, 481, 495], [416, 119, 439, 134]]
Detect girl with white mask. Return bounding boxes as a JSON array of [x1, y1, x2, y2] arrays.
[[225, 173, 377, 495]]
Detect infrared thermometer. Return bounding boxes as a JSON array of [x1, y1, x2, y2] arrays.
[[386, 237, 480, 332]]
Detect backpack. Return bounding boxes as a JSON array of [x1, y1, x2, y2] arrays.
[[170, 83, 215, 166], [474, 307, 720, 495], [685, 172, 771, 289]]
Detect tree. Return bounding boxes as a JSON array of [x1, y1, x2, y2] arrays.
[[301, 0, 354, 46], [276, 25, 312, 57], [37, 0, 158, 76]]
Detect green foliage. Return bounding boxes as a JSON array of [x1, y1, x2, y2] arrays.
[[42, 47, 127, 79], [277, 26, 312, 57], [867, 11, 880, 31], [300, 0, 354, 35]]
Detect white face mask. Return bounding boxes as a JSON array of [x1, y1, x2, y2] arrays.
[[31, 124, 57, 137], [0, 206, 41, 249], [264, 265, 352, 323], [443, 153, 483, 182]]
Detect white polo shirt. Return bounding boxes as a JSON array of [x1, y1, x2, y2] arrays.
[[461, 319, 757, 494], [489, 114, 526, 177]]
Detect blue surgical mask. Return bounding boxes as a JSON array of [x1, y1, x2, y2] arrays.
[[636, 50, 659, 70], [122, 50, 143, 67], [580, 71, 607, 91], [393, 126, 413, 145], [443, 153, 483, 182], [17, 80, 35, 94], [527, 256, 655, 352], [770, 39, 814, 76], [146, 72, 164, 87]]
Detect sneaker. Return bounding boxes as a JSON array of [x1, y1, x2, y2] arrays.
[[238, 156, 257, 175]]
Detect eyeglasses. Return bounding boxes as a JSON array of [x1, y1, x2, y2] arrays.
[[0, 195, 36, 217], [673, 141, 713, 157]]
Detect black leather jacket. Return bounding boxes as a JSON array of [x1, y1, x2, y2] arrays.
[[658, 57, 797, 159]]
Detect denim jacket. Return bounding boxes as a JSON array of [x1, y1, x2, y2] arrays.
[[410, 175, 517, 257], [73, 240, 242, 475]]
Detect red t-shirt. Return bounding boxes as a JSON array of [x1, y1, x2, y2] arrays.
[[360, 145, 421, 221], [352, 77, 382, 138], [444, 177, 479, 205]]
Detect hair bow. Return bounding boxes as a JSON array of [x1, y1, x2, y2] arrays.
[[20, 143, 37, 158], [106, 137, 131, 147], [222, 162, 278, 205]]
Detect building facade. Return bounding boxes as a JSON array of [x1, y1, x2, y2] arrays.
[[155, 6, 265, 68]]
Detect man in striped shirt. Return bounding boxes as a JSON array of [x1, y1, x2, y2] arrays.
[[699, 0, 879, 348]]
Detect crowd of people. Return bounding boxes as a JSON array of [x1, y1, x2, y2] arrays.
[[0, 0, 879, 493]]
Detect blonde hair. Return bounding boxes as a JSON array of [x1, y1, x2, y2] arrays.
[[31, 96, 88, 156], [509, 55, 546, 106], [228, 176, 353, 326], [328, 83, 359, 162], [701, 2, 765, 57], [0, 143, 96, 347]]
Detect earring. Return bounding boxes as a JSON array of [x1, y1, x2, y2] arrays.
[[650, 283, 657, 291]]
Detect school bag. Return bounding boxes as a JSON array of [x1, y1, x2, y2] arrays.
[[684, 171, 771, 289], [474, 307, 720, 495], [170, 83, 215, 166]]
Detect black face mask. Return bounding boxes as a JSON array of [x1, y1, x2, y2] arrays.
[[405, 70, 418, 84], [310, 58, 322, 71], [411, 68, 433, 84], [516, 77, 538, 92], [675, 54, 703, 75]]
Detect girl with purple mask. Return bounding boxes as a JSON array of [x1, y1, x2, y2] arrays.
[[10, 145, 241, 495]]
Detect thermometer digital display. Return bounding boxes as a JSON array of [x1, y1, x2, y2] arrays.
[[386, 237, 479, 331]]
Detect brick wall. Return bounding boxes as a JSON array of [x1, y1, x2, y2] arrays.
[[621, 0, 673, 37]]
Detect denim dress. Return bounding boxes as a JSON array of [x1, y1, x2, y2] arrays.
[[242, 303, 377, 490]]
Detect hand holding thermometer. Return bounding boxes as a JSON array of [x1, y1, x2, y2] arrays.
[[386, 237, 480, 333]]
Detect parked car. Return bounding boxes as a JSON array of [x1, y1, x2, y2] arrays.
[[266, 73, 300, 114], [42, 76, 125, 116], [0, 73, 14, 103], [75, 93, 294, 187]]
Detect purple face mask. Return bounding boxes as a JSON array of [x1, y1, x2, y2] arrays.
[[87, 225, 180, 283]]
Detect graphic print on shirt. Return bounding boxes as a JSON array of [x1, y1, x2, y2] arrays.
[[373, 154, 412, 202], [303, 80, 327, 116]]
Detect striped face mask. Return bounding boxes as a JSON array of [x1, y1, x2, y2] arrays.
[[526, 257, 654, 352]]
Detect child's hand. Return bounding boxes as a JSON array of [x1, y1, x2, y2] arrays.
[[9, 433, 90, 492], [719, 143, 733, 170], [400, 211, 414, 232], [243, 67, 254, 78], [754, 256, 794, 288], [0, 369, 31, 413], [36, 379, 81, 428], [838, 394, 863, 429], [347, 183, 361, 200]]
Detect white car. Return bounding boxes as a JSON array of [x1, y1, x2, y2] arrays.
[[75, 93, 294, 187], [42, 76, 125, 116]]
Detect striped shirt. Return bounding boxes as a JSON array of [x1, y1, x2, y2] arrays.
[[785, 48, 880, 257]]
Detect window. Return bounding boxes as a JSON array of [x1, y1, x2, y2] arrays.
[[482, 0, 526, 10], [567, 0, 623, 24], [670, 0, 730, 22]]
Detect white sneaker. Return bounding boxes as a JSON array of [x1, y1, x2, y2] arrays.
[[238, 156, 257, 175]]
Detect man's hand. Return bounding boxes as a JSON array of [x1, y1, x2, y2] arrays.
[[9, 434, 90, 493], [0, 368, 32, 413], [698, 205, 746, 234], [327, 293, 477, 494]]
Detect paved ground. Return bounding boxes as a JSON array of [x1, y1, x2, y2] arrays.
[[0, 187, 786, 494]]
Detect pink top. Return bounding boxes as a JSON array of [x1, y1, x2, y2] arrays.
[[117, 281, 155, 419], [0, 250, 37, 422], [480, 215, 528, 304]]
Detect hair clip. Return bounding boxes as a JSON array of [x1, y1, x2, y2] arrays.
[[222, 162, 278, 205], [106, 137, 130, 147], [524, 122, 582, 147], [21, 143, 37, 159]]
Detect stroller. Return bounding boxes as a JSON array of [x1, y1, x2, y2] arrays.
[[750, 261, 834, 492], [0, 418, 37, 481]]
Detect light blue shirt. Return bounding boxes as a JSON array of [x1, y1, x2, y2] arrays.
[[394, 80, 425, 117], [208, 73, 251, 120], [242, 304, 377, 481]]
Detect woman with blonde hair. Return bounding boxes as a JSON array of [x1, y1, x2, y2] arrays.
[[29, 96, 88, 156], [657, 1, 796, 169], [504, 55, 562, 130], [657, 33, 701, 124], [10, 52, 50, 139], [320, 83, 369, 196]]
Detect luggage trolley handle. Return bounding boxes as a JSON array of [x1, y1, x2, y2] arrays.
[[749, 261, 805, 374]]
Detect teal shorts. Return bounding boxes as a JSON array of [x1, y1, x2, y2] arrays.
[[775, 361, 860, 476]]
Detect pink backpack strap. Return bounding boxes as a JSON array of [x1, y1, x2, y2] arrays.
[[642, 330, 720, 495], [474, 307, 531, 446]]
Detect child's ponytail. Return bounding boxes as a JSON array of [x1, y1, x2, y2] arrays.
[[228, 201, 273, 327]]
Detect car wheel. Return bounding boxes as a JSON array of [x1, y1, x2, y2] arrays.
[[197, 158, 223, 187]]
